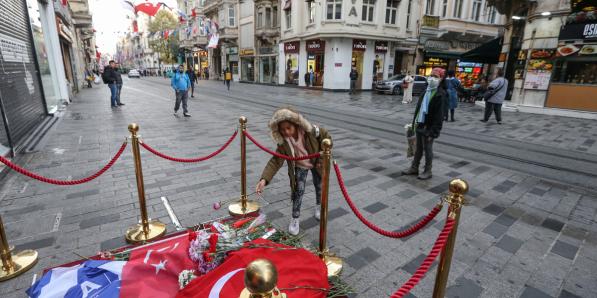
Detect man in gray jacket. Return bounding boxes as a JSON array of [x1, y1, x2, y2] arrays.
[[481, 68, 508, 124]]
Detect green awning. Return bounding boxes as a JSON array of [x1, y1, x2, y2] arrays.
[[460, 38, 502, 64]]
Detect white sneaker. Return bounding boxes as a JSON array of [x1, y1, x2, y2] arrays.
[[288, 218, 300, 235], [315, 208, 321, 221]]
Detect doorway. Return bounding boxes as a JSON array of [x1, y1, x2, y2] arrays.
[[351, 51, 364, 89]]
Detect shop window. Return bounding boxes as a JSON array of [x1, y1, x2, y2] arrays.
[[362, 0, 375, 22], [327, 0, 342, 20], [453, 0, 463, 18], [441, 0, 447, 17], [285, 8, 292, 28], [228, 6, 235, 26], [552, 59, 597, 85], [425, 0, 436, 15], [471, 0, 482, 21], [385, 0, 398, 24], [266, 8, 271, 27], [406, 0, 413, 29], [308, 1, 316, 23]]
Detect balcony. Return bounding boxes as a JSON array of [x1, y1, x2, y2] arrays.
[[255, 27, 279, 40], [201, 0, 221, 15]]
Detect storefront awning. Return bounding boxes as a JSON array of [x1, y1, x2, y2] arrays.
[[460, 38, 502, 64]]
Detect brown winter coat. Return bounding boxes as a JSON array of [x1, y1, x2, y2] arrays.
[[260, 108, 331, 193]]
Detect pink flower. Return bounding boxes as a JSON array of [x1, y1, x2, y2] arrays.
[[213, 202, 221, 210]]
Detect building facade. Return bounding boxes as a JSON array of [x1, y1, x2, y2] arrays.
[[254, 0, 280, 84], [489, 0, 597, 115]]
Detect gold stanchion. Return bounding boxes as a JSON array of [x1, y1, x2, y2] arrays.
[[229, 116, 260, 217], [125, 123, 166, 244], [318, 139, 343, 277], [432, 179, 468, 298], [239, 259, 286, 298], [0, 214, 37, 281]]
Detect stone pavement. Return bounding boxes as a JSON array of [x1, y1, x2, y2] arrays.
[[0, 78, 595, 297]]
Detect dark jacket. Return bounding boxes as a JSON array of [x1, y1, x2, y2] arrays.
[[349, 70, 358, 81], [102, 66, 118, 84], [115, 68, 123, 84], [412, 86, 446, 139], [186, 70, 196, 83]]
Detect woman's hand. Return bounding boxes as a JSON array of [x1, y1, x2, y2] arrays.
[[255, 179, 266, 195]]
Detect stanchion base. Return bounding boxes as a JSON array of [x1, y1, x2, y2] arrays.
[[325, 255, 343, 277], [229, 201, 260, 217], [125, 220, 167, 244], [0, 249, 38, 282]]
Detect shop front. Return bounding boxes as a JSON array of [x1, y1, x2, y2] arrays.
[[284, 41, 299, 85], [257, 46, 277, 84], [240, 48, 255, 82], [306, 39, 325, 87], [546, 20, 597, 112], [419, 57, 448, 75], [418, 39, 482, 75], [351, 39, 366, 89], [56, 16, 77, 95], [374, 41, 388, 84], [456, 61, 484, 88], [227, 47, 239, 81]]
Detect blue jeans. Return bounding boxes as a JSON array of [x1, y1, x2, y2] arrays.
[[108, 83, 118, 107], [292, 167, 322, 218]]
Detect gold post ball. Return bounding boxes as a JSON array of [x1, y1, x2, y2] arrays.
[[449, 179, 469, 195], [244, 259, 278, 294], [239, 116, 247, 124], [322, 138, 332, 150], [128, 123, 139, 133]]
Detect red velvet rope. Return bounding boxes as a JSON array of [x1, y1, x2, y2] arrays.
[[334, 162, 442, 238], [0, 142, 127, 185], [244, 130, 321, 161], [140, 130, 238, 163], [390, 218, 456, 298]]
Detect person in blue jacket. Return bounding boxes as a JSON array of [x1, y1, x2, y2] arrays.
[[171, 64, 192, 117]]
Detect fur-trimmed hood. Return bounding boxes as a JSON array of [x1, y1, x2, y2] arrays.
[[268, 108, 313, 145]]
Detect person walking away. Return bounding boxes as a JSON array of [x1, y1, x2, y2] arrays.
[[402, 71, 414, 103], [481, 68, 508, 124], [186, 68, 197, 97], [309, 66, 315, 87], [401, 67, 446, 180], [224, 67, 232, 91], [85, 68, 93, 88], [171, 65, 192, 117], [304, 72, 310, 87], [255, 108, 331, 235], [349, 67, 358, 94], [444, 70, 461, 121], [101, 60, 119, 108], [114, 63, 125, 106]]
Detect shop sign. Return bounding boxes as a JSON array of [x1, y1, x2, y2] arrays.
[[197, 50, 208, 57], [284, 41, 300, 53], [240, 48, 255, 56], [352, 39, 367, 51], [306, 39, 325, 52], [424, 40, 481, 52], [335, 63, 342, 67], [260, 47, 274, 54], [375, 41, 388, 53], [227, 47, 238, 55], [559, 22, 597, 40]]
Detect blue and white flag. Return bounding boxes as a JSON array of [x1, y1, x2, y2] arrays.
[[27, 260, 126, 298]]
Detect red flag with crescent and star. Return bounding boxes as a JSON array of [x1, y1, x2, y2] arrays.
[[120, 234, 196, 298], [135, 2, 162, 16], [176, 239, 329, 298]]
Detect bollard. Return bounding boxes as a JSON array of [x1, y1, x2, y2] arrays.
[[0, 214, 38, 281], [125, 123, 166, 244], [318, 139, 343, 277], [239, 259, 287, 298], [432, 179, 468, 297], [229, 116, 260, 217]]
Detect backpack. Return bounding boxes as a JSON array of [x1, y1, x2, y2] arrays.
[[101, 70, 109, 84]]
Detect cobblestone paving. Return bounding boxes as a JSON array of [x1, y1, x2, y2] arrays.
[[0, 78, 595, 297]]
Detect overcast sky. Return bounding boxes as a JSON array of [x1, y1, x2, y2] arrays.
[[90, 0, 179, 55]]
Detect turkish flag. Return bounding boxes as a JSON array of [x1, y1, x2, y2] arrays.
[[120, 234, 196, 298], [135, 2, 162, 16], [176, 239, 329, 298]]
